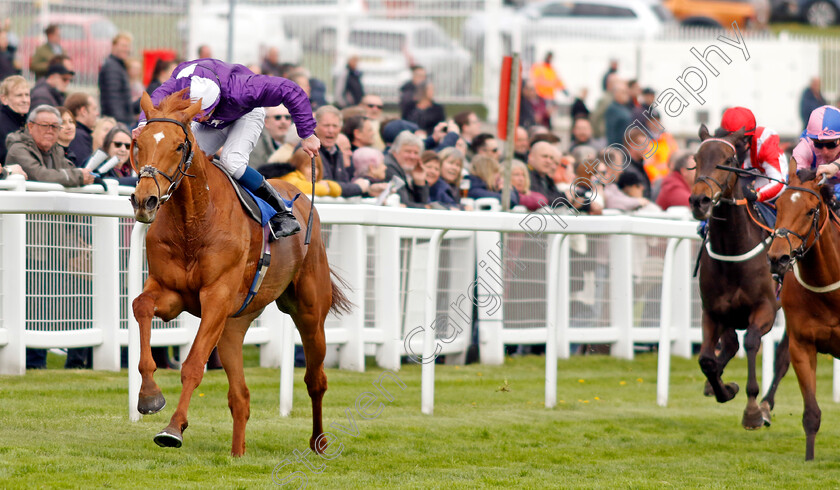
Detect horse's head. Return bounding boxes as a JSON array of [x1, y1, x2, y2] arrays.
[[688, 125, 747, 220], [130, 89, 204, 223], [767, 167, 831, 278]]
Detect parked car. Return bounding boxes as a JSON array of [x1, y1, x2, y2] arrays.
[[663, 0, 767, 28], [310, 19, 473, 100], [463, 0, 674, 58], [770, 0, 840, 26], [19, 14, 118, 78]]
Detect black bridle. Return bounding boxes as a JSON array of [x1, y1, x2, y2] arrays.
[[130, 117, 196, 204], [773, 183, 825, 268], [695, 138, 741, 208]]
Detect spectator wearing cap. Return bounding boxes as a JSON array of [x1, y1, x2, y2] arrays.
[[719, 106, 787, 223], [656, 151, 696, 211], [385, 131, 430, 208], [98, 32, 135, 127], [30, 24, 64, 80], [64, 92, 99, 167], [382, 118, 419, 151], [0, 75, 29, 164], [795, 105, 840, 191], [29, 63, 74, 109]]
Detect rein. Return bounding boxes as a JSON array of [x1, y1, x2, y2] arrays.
[[695, 138, 774, 264], [130, 118, 196, 204]]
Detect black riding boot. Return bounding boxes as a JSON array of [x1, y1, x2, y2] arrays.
[[254, 180, 300, 240]]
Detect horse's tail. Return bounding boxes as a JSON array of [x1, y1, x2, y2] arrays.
[[329, 268, 354, 316]]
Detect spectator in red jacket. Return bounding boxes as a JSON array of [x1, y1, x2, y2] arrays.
[[656, 152, 696, 211]]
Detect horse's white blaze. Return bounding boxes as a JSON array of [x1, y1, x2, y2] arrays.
[[791, 192, 801, 203], [153, 132, 165, 144]]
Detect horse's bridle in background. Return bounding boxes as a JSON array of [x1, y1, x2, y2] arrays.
[[695, 138, 741, 208], [129, 117, 196, 204]]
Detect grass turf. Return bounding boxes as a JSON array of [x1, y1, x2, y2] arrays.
[[3, 349, 840, 488]]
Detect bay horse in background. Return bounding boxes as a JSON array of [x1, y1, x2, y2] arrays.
[[688, 125, 789, 429], [129, 90, 351, 456], [768, 167, 840, 460]]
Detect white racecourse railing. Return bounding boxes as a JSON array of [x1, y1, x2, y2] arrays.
[[0, 177, 810, 419]]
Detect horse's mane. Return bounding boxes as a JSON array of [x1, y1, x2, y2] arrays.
[[797, 168, 819, 183], [156, 88, 193, 116]]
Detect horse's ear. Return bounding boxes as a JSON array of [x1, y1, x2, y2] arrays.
[[789, 157, 798, 184], [140, 92, 156, 118], [729, 127, 746, 145], [183, 98, 204, 123], [698, 124, 710, 141]]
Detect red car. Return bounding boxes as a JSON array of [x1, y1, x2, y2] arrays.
[[20, 14, 118, 79]]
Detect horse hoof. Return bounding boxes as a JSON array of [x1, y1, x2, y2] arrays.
[[138, 393, 166, 415], [759, 401, 772, 427], [725, 382, 740, 400], [154, 428, 183, 448]]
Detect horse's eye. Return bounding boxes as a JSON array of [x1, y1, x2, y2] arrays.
[[176, 143, 185, 151], [808, 209, 816, 216]]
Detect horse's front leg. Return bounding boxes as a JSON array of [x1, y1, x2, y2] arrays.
[[788, 329, 821, 460], [742, 301, 776, 429], [132, 278, 182, 414], [699, 312, 739, 403], [155, 286, 233, 449]]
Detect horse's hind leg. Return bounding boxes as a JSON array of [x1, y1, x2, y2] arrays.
[[760, 330, 790, 423], [217, 314, 257, 457], [282, 279, 329, 454], [699, 313, 739, 403], [789, 331, 821, 460]]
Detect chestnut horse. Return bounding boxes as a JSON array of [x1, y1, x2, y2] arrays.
[[129, 90, 350, 456], [688, 125, 789, 429], [767, 168, 840, 460]]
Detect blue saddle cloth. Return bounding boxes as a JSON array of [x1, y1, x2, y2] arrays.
[[210, 160, 296, 227]]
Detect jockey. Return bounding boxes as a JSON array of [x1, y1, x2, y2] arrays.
[[136, 59, 320, 240], [794, 105, 840, 202], [719, 106, 788, 226]]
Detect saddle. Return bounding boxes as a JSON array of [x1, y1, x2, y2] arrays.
[[210, 160, 275, 226]]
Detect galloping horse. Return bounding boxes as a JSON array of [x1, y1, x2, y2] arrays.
[[767, 168, 840, 460], [688, 125, 789, 429], [129, 90, 350, 456]]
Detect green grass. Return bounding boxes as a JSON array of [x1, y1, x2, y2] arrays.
[[4, 349, 840, 488]]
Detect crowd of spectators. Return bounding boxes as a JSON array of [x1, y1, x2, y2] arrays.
[[0, 21, 711, 369]]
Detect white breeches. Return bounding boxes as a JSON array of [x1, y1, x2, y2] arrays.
[[191, 107, 265, 179]]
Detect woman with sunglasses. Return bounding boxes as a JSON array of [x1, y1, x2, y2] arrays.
[[99, 126, 138, 186], [796, 106, 840, 188], [135, 58, 321, 240]]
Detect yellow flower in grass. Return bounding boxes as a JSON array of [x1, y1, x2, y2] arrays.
[[620, 381, 627, 386], [578, 379, 585, 383], [636, 378, 644, 383]]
